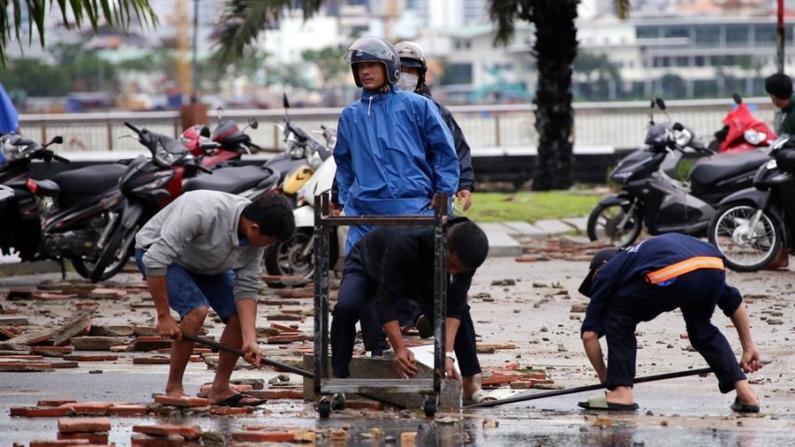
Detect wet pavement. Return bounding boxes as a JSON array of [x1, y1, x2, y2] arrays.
[[2, 249, 795, 446]]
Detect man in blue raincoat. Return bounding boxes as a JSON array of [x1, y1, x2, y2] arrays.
[[333, 36, 459, 253]]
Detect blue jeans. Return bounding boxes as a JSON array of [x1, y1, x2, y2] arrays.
[[135, 249, 237, 323]]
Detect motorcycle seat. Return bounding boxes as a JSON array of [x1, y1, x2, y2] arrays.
[[31, 179, 60, 197], [182, 165, 273, 195], [51, 164, 127, 195], [689, 150, 770, 187]]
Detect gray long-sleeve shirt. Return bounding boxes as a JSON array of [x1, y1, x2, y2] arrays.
[[135, 190, 264, 302]]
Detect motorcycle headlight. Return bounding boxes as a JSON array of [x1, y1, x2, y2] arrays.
[[744, 129, 764, 146], [766, 159, 778, 170], [132, 170, 174, 192], [1, 138, 27, 164], [288, 141, 304, 159], [154, 141, 181, 167]]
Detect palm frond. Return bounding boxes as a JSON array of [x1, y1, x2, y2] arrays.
[[212, 0, 323, 65], [0, 0, 157, 66]]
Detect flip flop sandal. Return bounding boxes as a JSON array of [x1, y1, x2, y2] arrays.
[[463, 389, 499, 406], [212, 393, 267, 408], [577, 393, 638, 411], [730, 397, 760, 413]]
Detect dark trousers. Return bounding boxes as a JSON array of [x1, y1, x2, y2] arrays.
[[330, 260, 481, 378], [604, 268, 746, 393]]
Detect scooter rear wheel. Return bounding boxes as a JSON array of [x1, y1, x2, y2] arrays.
[[586, 203, 643, 248], [708, 203, 782, 272]]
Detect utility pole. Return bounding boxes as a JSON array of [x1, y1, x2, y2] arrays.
[[191, 0, 200, 102], [777, 0, 785, 74]]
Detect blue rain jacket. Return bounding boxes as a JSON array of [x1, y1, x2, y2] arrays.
[[334, 86, 459, 251], [0, 82, 19, 134]]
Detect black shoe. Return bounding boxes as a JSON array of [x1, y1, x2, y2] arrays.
[[415, 315, 433, 339]]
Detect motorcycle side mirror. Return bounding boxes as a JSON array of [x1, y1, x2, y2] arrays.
[[47, 136, 64, 146], [655, 97, 667, 110], [732, 92, 742, 105], [248, 118, 259, 130], [672, 123, 684, 131], [200, 126, 211, 138], [283, 93, 291, 110], [216, 107, 224, 122]]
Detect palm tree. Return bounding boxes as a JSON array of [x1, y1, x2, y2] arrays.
[[488, 0, 629, 190], [1, 0, 157, 65]]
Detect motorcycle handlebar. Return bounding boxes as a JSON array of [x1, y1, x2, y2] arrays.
[[52, 154, 71, 163], [124, 122, 141, 134]]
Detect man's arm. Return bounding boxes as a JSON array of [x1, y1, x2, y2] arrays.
[[231, 247, 265, 366], [582, 330, 607, 382], [235, 298, 262, 367], [729, 303, 763, 373], [332, 114, 352, 208], [437, 104, 475, 194]]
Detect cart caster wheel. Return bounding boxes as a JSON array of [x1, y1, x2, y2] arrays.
[[318, 399, 331, 419], [331, 393, 346, 411], [423, 397, 437, 418]]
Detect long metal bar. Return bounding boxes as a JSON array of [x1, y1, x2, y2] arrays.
[[467, 366, 716, 409], [320, 378, 435, 394], [312, 193, 324, 394], [182, 333, 313, 379], [433, 199, 448, 394]]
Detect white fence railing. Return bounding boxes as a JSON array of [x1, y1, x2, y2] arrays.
[[17, 97, 779, 157]]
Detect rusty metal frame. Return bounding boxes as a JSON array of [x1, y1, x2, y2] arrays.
[[312, 191, 448, 398]]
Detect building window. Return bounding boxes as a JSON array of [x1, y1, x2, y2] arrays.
[[637, 26, 659, 39], [440, 63, 473, 85], [664, 26, 689, 39], [694, 56, 705, 67], [754, 25, 776, 46], [695, 25, 720, 47], [675, 56, 689, 67], [725, 24, 750, 46]]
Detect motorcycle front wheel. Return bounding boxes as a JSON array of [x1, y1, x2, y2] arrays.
[[586, 202, 643, 248], [708, 203, 781, 272], [83, 223, 139, 283], [264, 229, 338, 278]]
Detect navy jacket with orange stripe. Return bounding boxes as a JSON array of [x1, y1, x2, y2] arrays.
[[581, 233, 743, 336]]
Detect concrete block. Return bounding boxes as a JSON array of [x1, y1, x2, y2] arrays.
[[71, 337, 128, 351], [501, 221, 545, 237], [0, 316, 29, 326], [302, 354, 461, 410], [562, 216, 589, 233]]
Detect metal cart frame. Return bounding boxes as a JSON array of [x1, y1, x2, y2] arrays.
[[312, 191, 448, 418]]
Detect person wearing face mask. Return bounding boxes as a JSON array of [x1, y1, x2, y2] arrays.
[[395, 41, 475, 212], [333, 36, 459, 253]]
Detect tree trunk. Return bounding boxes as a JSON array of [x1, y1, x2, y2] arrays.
[[532, 0, 578, 191]]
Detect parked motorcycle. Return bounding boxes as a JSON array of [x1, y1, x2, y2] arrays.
[[0, 134, 129, 278], [87, 122, 281, 282], [264, 125, 345, 277], [707, 135, 795, 271], [710, 93, 776, 154], [587, 97, 772, 247], [181, 108, 264, 168], [264, 95, 332, 205]]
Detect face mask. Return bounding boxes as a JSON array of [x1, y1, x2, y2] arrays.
[[397, 73, 419, 92]]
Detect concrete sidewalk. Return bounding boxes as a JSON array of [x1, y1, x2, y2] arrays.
[[478, 216, 589, 257]]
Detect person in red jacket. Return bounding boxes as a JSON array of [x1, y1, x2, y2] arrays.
[[578, 233, 762, 412]]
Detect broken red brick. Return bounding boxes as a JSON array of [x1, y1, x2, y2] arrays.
[[108, 405, 149, 416], [481, 373, 522, 386], [6, 288, 33, 300], [274, 289, 314, 299], [29, 440, 90, 447], [30, 291, 71, 301], [24, 407, 75, 417], [89, 288, 128, 298], [153, 395, 210, 408], [128, 336, 172, 352], [31, 346, 74, 355], [266, 335, 306, 344], [247, 389, 303, 400], [75, 302, 100, 309], [63, 355, 119, 362], [59, 402, 114, 416], [0, 363, 54, 372], [132, 424, 201, 440], [231, 431, 294, 442], [38, 399, 78, 407], [57, 431, 109, 443], [0, 307, 21, 314], [270, 323, 299, 332], [131, 434, 185, 447], [58, 417, 111, 433], [0, 327, 16, 339], [49, 361, 80, 369], [0, 354, 44, 360]]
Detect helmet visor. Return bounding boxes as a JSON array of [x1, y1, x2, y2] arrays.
[[344, 39, 396, 64]]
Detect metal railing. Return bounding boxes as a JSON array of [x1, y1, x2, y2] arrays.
[[17, 97, 779, 156]]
